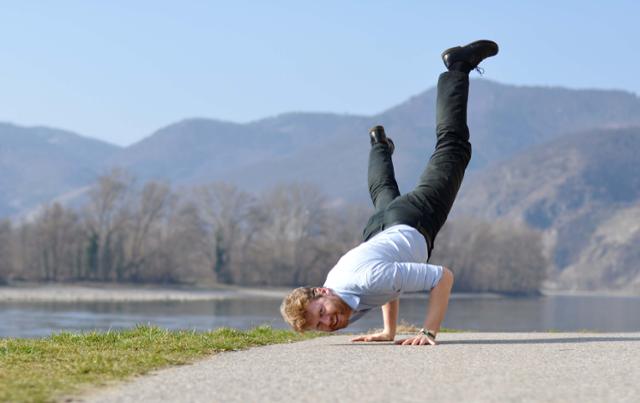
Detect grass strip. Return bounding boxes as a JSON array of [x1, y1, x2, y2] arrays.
[[0, 325, 321, 403]]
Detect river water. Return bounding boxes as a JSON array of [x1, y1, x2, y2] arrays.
[[2, 294, 640, 338]]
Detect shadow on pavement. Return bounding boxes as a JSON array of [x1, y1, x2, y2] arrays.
[[333, 336, 640, 346], [438, 336, 640, 345]]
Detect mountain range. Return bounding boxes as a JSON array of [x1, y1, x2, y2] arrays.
[[0, 123, 119, 216], [1, 78, 639, 290], [456, 126, 640, 291]]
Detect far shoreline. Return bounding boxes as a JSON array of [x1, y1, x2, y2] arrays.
[[1, 282, 638, 302], [0, 282, 289, 302]]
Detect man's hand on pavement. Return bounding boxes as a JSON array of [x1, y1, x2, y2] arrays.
[[351, 332, 394, 342], [395, 334, 437, 346]]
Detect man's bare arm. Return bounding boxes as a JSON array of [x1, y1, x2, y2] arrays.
[[397, 267, 454, 346], [382, 298, 399, 336], [423, 267, 454, 332], [351, 299, 399, 342]]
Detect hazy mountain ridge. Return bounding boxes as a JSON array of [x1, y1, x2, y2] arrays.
[[109, 80, 640, 202], [4, 80, 639, 211], [560, 203, 640, 292], [109, 114, 370, 186], [230, 80, 640, 200], [379, 80, 640, 169], [455, 127, 640, 290], [0, 123, 121, 217]]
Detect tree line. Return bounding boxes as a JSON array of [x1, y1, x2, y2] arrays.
[[0, 170, 548, 293]]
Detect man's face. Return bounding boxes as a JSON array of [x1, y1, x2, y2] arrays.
[[304, 289, 352, 332]]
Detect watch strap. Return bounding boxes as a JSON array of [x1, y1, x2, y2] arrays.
[[419, 328, 437, 340]]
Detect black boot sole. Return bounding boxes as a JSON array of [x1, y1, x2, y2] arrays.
[[441, 40, 499, 69]]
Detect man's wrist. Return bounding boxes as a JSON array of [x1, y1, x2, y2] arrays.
[[419, 328, 437, 340]]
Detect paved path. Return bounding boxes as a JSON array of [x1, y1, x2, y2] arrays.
[[81, 333, 640, 403]]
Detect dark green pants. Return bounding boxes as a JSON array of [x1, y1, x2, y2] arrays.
[[362, 71, 471, 256]]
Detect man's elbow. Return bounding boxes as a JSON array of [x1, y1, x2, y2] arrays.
[[442, 267, 454, 287]]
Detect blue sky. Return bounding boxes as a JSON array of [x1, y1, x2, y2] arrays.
[[0, 1, 638, 146]]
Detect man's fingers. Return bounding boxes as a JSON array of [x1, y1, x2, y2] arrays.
[[352, 335, 382, 342], [394, 336, 437, 346], [396, 337, 417, 345]]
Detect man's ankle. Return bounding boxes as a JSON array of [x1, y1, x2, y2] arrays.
[[449, 61, 472, 74]]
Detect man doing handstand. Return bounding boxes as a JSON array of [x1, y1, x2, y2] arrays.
[[281, 40, 499, 345]]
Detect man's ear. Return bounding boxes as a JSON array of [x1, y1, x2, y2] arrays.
[[314, 287, 331, 296]]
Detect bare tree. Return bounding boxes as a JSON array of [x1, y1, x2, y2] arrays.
[[193, 182, 253, 284], [33, 203, 83, 281], [431, 217, 548, 293], [305, 202, 371, 284], [143, 198, 211, 283], [120, 181, 173, 281], [11, 220, 35, 281], [1, 173, 547, 293], [84, 169, 132, 281], [0, 219, 12, 284], [242, 183, 331, 285]]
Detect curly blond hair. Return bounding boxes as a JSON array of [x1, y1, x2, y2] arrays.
[[280, 287, 318, 332]]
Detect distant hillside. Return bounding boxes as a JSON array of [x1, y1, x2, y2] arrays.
[[455, 127, 640, 291], [5, 80, 638, 214], [108, 114, 368, 187], [560, 203, 640, 292], [107, 80, 640, 202], [0, 123, 121, 217]]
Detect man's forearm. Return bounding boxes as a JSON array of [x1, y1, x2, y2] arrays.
[[423, 267, 454, 334], [382, 299, 399, 336]]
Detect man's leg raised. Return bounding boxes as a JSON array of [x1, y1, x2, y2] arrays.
[[381, 40, 498, 254], [410, 70, 472, 243], [362, 125, 401, 241], [367, 125, 400, 211]]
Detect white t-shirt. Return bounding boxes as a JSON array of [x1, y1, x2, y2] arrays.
[[323, 224, 443, 322]]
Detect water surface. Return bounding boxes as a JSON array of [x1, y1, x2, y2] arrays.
[[2, 294, 640, 338]]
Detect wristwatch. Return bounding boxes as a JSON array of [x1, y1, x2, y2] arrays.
[[419, 328, 437, 340]]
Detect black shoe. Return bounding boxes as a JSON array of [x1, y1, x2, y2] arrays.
[[441, 40, 499, 72], [369, 125, 395, 155]]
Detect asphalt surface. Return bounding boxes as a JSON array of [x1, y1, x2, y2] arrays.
[[80, 333, 640, 403]]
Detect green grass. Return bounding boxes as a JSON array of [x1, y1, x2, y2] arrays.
[[0, 325, 321, 403]]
